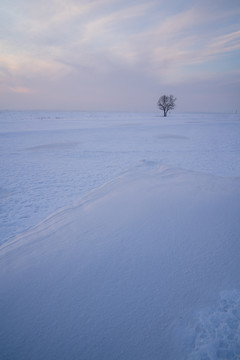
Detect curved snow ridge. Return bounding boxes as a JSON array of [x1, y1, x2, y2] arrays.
[[0, 161, 170, 248], [1, 162, 239, 254], [1, 163, 240, 359], [0, 161, 153, 249], [185, 290, 240, 360]]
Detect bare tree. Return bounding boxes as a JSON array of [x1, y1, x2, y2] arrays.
[[157, 94, 176, 117]]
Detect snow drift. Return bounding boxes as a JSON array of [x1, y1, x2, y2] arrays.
[[1, 111, 239, 244], [1, 163, 240, 359]]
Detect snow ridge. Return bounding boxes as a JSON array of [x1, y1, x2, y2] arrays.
[[1, 164, 240, 359]]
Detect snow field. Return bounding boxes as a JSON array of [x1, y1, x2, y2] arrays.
[[0, 111, 239, 244], [0, 111, 240, 359]]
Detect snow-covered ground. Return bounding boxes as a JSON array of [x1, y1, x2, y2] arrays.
[[1, 111, 239, 244], [0, 111, 240, 359]]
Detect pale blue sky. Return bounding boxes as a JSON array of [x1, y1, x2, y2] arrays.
[[0, 0, 239, 112]]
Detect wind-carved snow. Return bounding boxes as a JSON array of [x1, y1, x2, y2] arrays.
[[0, 111, 240, 244], [0, 112, 240, 359], [184, 290, 240, 360], [1, 162, 240, 360]]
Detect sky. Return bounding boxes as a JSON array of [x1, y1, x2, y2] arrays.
[[0, 0, 240, 112]]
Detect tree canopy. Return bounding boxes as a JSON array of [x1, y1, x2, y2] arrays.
[[157, 95, 176, 117]]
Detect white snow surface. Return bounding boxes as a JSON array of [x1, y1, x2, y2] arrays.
[[1, 111, 239, 244], [1, 111, 240, 359]]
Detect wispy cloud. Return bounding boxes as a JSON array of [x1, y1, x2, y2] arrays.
[[118, 5, 240, 84], [9, 86, 33, 94], [207, 30, 240, 55], [0, 0, 239, 111]]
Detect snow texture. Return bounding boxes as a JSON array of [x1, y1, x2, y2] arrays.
[[1, 111, 239, 244], [185, 290, 240, 359], [0, 111, 240, 359]]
